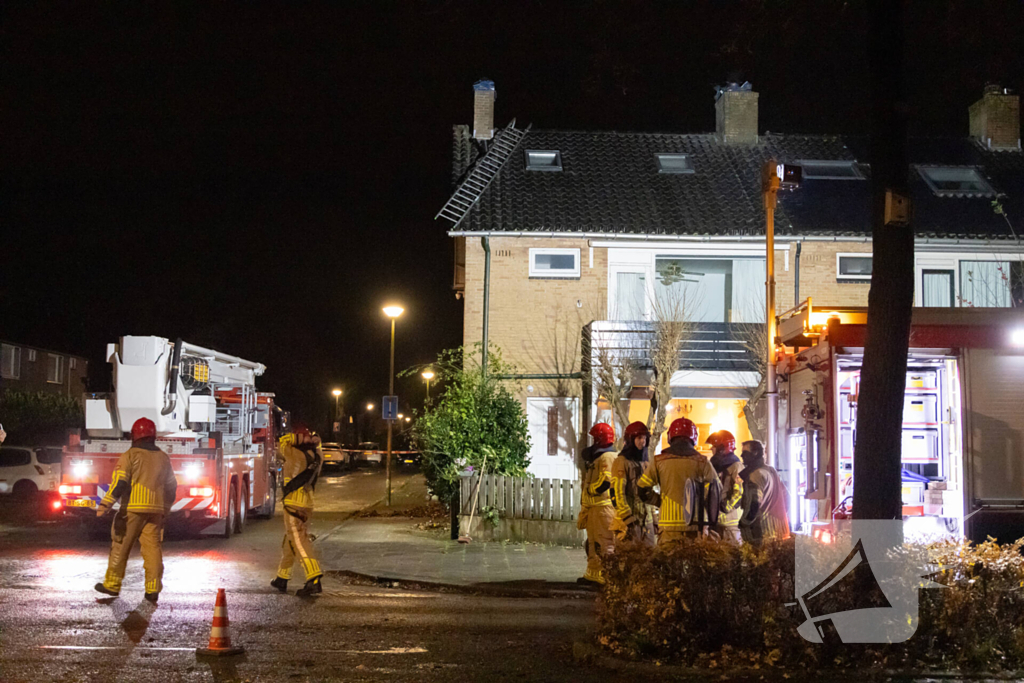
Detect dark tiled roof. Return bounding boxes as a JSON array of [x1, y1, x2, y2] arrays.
[[446, 126, 1024, 240]]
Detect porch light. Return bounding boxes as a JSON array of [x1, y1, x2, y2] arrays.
[[1012, 329, 1024, 347]]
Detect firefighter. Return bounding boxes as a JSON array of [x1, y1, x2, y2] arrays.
[[577, 422, 617, 586], [637, 418, 721, 544], [94, 417, 177, 603], [271, 425, 325, 597], [706, 430, 743, 543], [609, 421, 653, 544], [738, 440, 791, 546]]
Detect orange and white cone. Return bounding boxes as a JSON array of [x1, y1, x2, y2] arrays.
[[196, 588, 245, 657]]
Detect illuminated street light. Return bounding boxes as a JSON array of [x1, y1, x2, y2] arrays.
[[331, 388, 343, 437], [422, 369, 435, 402], [383, 305, 404, 319], [366, 403, 374, 411], [382, 304, 404, 505], [405, 417, 411, 423], [332, 388, 342, 397], [397, 413, 404, 420]]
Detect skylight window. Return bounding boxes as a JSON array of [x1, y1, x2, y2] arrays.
[[655, 153, 694, 174], [918, 166, 994, 196], [798, 160, 864, 180], [525, 150, 562, 171]]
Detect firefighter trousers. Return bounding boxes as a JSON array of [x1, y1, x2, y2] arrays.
[[656, 528, 699, 545], [584, 505, 616, 584], [103, 511, 165, 594], [277, 506, 323, 582]]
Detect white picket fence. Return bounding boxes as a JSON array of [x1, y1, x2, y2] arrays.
[[459, 474, 581, 523]]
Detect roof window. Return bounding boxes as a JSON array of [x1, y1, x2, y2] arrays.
[[798, 160, 863, 180], [525, 150, 562, 172], [918, 166, 994, 196], [655, 153, 694, 174]]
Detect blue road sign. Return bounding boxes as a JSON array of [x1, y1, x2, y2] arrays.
[[383, 395, 398, 420]]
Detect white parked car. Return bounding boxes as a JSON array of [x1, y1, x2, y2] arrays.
[[320, 442, 348, 468], [0, 446, 62, 497]]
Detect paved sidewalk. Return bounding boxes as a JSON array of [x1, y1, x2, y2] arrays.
[[315, 475, 587, 588]]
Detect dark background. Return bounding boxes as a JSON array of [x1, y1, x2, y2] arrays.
[[3, 1, 1022, 429]]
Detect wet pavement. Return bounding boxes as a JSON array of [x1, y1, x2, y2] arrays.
[[0, 467, 612, 682]]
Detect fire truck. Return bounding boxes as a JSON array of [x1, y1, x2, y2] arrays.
[[774, 301, 1024, 544], [60, 336, 284, 537]]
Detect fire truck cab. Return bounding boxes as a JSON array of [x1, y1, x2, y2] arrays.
[[60, 336, 283, 537], [775, 302, 1024, 544]]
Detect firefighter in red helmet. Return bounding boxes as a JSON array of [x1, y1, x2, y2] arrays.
[[637, 417, 721, 544], [94, 417, 177, 603], [577, 422, 617, 586], [706, 430, 743, 543], [609, 421, 654, 544]]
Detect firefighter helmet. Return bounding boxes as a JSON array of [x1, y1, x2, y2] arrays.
[[705, 429, 736, 454], [131, 417, 157, 441], [624, 421, 650, 442], [588, 422, 615, 446], [667, 417, 698, 444]]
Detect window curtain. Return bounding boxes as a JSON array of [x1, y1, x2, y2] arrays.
[[614, 272, 646, 320], [921, 272, 953, 308], [731, 259, 766, 322], [959, 261, 1012, 307]]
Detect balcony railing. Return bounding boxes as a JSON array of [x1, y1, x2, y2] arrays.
[[583, 320, 759, 373]]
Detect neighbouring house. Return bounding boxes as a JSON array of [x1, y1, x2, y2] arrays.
[[438, 79, 1023, 482], [0, 340, 89, 397]]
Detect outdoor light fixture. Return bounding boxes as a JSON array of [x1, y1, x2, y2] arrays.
[[383, 305, 404, 318], [405, 417, 411, 422], [367, 403, 374, 411], [706, 401, 716, 410], [1012, 329, 1024, 347], [421, 370, 434, 380], [332, 388, 342, 397], [397, 413, 404, 420]]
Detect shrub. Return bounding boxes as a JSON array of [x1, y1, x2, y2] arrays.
[[598, 536, 1024, 672], [0, 389, 82, 445]]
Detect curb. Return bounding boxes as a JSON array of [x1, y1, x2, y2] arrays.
[[572, 638, 1024, 681], [328, 569, 597, 600]]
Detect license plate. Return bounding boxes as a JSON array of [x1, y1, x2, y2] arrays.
[[404, 459, 414, 464], [67, 499, 96, 508]]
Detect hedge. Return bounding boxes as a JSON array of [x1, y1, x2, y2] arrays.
[[597, 536, 1024, 672]]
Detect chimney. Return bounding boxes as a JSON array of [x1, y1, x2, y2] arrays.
[[969, 84, 1021, 151], [715, 81, 759, 145], [473, 79, 496, 140]]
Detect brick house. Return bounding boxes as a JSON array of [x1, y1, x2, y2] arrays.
[[1, 340, 89, 398], [438, 80, 1024, 481]]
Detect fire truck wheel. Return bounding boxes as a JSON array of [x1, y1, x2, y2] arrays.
[[222, 483, 237, 539], [234, 482, 247, 534], [260, 475, 277, 518]]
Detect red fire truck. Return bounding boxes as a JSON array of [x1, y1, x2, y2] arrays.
[[775, 302, 1024, 544], [59, 336, 284, 537]]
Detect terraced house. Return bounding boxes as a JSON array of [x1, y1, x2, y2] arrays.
[[437, 80, 1023, 481]]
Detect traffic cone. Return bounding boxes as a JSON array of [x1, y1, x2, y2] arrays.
[[196, 588, 245, 657]]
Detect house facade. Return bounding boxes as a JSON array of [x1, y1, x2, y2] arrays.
[[1, 340, 89, 397], [440, 80, 1023, 481]]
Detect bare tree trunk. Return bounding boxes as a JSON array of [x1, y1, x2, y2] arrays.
[[852, 0, 912, 521]]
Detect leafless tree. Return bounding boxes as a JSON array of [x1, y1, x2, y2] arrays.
[[591, 333, 638, 448], [737, 321, 769, 441], [645, 287, 695, 448]]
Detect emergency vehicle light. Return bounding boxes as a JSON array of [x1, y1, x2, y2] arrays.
[[190, 487, 214, 497], [59, 485, 82, 495], [72, 462, 89, 479], [1011, 329, 1024, 347], [184, 462, 202, 481]]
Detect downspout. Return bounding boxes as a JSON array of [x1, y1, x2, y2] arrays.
[[481, 237, 491, 377], [794, 241, 802, 306]]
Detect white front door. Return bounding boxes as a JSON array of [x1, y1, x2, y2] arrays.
[[526, 397, 579, 480]]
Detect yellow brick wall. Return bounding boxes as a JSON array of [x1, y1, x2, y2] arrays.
[[775, 241, 873, 312]]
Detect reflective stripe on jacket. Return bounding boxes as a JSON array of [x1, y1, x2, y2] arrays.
[[280, 442, 321, 510], [580, 445, 616, 508], [638, 442, 721, 531], [100, 446, 177, 514]]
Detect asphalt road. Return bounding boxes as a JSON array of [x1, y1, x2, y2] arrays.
[[0, 466, 615, 683]]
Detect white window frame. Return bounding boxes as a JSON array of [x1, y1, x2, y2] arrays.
[[69, 357, 77, 370], [47, 354, 63, 384], [796, 159, 864, 180], [1, 344, 21, 380], [916, 166, 995, 197], [529, 248, 580, 279], [836, 253, 874, 281], [655, 153, 695, 174], [524, 150, 563, 172]]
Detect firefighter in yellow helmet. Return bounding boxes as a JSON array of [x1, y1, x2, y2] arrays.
[[94, 417, 177, 603], [706, 430, 743, 543], [577, 422, 617, 586], [271, 425, 325, 597], [637, 418, 721, 544]]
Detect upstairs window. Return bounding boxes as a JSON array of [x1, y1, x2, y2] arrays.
[[798, 160, 864, 179], [837, 254, 873, 280], [655, 153, 695, 174], [525, 150, 562, 171], [1, 344, 21, 380], [918, 166, 994, 196], [47, 354, 63, 384], [529, 248, 580, 278]]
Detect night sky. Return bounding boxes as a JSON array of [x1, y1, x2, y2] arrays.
[[3, 1, 1022, 426]]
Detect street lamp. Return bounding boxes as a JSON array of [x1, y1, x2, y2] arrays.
[[331, 388, 343, 439], [421, 369, 435, 402], [366, 403, 374, 411], [383, 304, 404, 505]]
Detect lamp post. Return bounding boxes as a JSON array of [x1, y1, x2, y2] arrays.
[[383, 305, 404, 505], [332, 388, 342, 438], [421, 369, 434, 403]]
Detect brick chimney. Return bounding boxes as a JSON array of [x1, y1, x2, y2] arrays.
[[969, 84, 1021, 151], [715, 81, 759, 145], [473, 79, 496, 140]]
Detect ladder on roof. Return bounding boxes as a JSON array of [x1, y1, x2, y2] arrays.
[[435, 119, 530, 227]]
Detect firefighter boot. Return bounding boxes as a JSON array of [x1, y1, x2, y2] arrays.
[[144, 592, 158, 604], [94, 583, 119, 597], [295, 577, 322, 598], [270, 577, 288, 593]]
